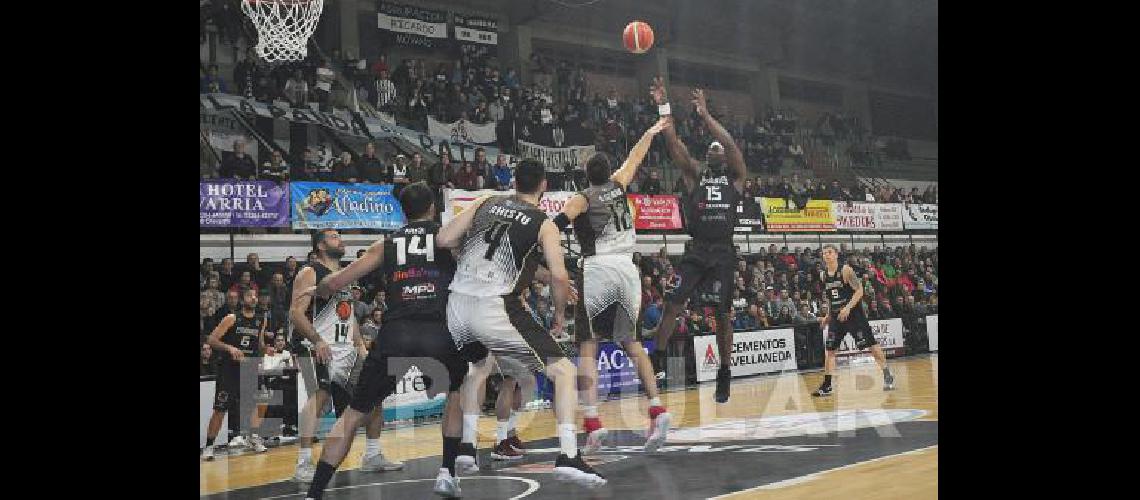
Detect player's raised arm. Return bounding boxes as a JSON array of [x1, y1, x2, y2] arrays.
[[692, 88, 746, 190], [611, 116, 671, 189], [317, 238, 385, 297], [650, 76, 700, 189]]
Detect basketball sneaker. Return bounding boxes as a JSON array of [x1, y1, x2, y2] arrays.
[[249, 434, 268, 453], [360, 452, 404, 471], [505, 434, 526, 454], [202, 446, 215, 461], [455, 443, 479, 475], [714, 366, 731, 403], [552, 451, 606, 487], [650, 350, 667, 383], [490, 439, 524, 460], [812, 383, 833, 397], [644, 408, 672, 452], [293, 460, 316, 483], [583, 418, 608, 454], [433, 468, 462, 498], [228, 435, 249, 448]]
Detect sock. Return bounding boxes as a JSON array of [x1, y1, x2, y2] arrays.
[[365, 438, 380, 456], [442, 436, 461, 476], [648, 397, 662, 407], [507, 411, 519, 436], [496, 421, 510, 443], [583, 416, 603, 433], [205, 436, 216, 447], [305, 461, 337, 499], [649, 405, 668, 420], [583, 405, 599, 418], [462, 414, 479, 445], [298, 447, 312, 464], [557, 423, 578, 458], [823, 375, 833, 387], [883, 367, 893, 379]]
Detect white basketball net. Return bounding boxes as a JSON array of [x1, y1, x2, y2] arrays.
[[241, 0, 325, 63]]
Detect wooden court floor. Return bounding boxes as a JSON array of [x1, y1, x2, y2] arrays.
[[201, 353, 937, 498]]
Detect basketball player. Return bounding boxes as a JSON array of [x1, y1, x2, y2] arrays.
[[438, 160, 605, 487], [812, 245, 895, 396], [290, 229, 401, 483], [202, 287, 269, 460], [553, 116, 673, 453], [647, 77, 747, 403], [299, 183, 472, 499]]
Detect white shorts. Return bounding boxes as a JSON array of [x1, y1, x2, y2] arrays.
[[447, 292, 569, 373], [577, 254, 642, 343]]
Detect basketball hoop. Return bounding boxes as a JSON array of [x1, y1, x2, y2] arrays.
[[241, 0, 324, 63]]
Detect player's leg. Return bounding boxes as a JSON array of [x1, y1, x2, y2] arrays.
[[855, 321, 894, 390], [456, 350, 495, 474], [434, 336, 473, 498], [237, 358, 269, 451], [623, 339, 672, 451], [296, 348, 333, 481], [651, 253, 703, 381], [813, 321, 843, 397], [359, 403, 403, 471], [576, 338, 609, 453], [202, 375, 234, 461], [305, 346, 402, 499], [712, 253, 738, 403], [490, 376, 523, 460]]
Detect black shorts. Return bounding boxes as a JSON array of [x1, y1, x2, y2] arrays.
[[296, 346, 353, 417], [664, 240, 736, 314], [213, 359, 259, 412], [824, 310, 878, 351], [349, 318, 470, 414]]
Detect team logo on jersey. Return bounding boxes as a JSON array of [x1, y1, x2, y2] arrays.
[[335, 300, 353, 321], [301, 188, 333, 216]]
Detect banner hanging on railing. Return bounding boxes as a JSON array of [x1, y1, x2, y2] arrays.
[[759, 197, 836, 232], [290, 182, 406, 230], [453, 12, 498, 45], [627, 194, 684, 230], [831, 202, 904, 231], [377, 1, 448, 49], [516, 140, 596, 172], [828, 318, 906, 356], [428, 116, 497, 145], [902, 203, 938, 230], [204, 93, 370, 138], [200, 180, 290, 227]]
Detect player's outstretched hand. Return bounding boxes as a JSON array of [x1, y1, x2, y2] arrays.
[[649, 76, 668, 105], [315, 340, 333, 364]]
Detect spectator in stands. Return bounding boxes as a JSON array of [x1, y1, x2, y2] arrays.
[[284, 70, 309, 108], [221, 140, 257, 180], [641, 170, 663, 195], [200, 291, 218, 339], [245, 252, 269, 287], [643, 296, 663, 332], [405, 152, 429, 185], [217, 257, 237, 291], [776, 305, 796, 326], [375, 69, 396, 112], [797, 304, 817, 323], [200, 343, 215, 377], [260, 150, 289, 183], [370, 54, 389, 80], [233, 50, 255, 97], [350, 286, 371, 325], [451, 162, 479, 190], [332, 151, 359, 183], [229, 270, 259, 295], [200, 64, 228, 94], [490, 154, 512, 190], [733, 305, 759, 331], [267, 272, 289, 312], [356, 142, 387, 184], [361, 308, 383, 347], [204, 275, 225, 313]]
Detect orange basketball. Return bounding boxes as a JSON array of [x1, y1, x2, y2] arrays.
[[623, 21, 654, 54]]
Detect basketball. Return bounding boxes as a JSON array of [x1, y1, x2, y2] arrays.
[[623, 21, 654, 54]]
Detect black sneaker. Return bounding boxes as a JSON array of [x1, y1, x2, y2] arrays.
[[455, 442, 479, 475], [650, 350, 666, 382], [714, 366, 731, 403], [812, 384, 833, 397], [552, 451, 606, 487]]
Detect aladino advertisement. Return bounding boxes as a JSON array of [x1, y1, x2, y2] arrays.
[[289, 182, 406, 230]]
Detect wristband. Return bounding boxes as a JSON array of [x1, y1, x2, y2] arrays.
[[658, 103, 671, 116]]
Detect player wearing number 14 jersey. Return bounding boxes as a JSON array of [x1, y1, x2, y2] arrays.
[[554, 116, 673, 454]]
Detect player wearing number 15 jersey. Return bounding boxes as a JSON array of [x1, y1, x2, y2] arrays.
[[648, 77, 746, 403]]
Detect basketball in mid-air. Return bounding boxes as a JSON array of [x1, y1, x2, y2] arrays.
[[623, 21, 654, 54]]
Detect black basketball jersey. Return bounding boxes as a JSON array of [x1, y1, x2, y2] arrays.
[[822, 265, 860, 315], [572, 180, 635, 257], [381, 219, 456, 321], [684, 169, 740, 242], [451, 195, 549, 297], [223, 309, 264, 358]]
